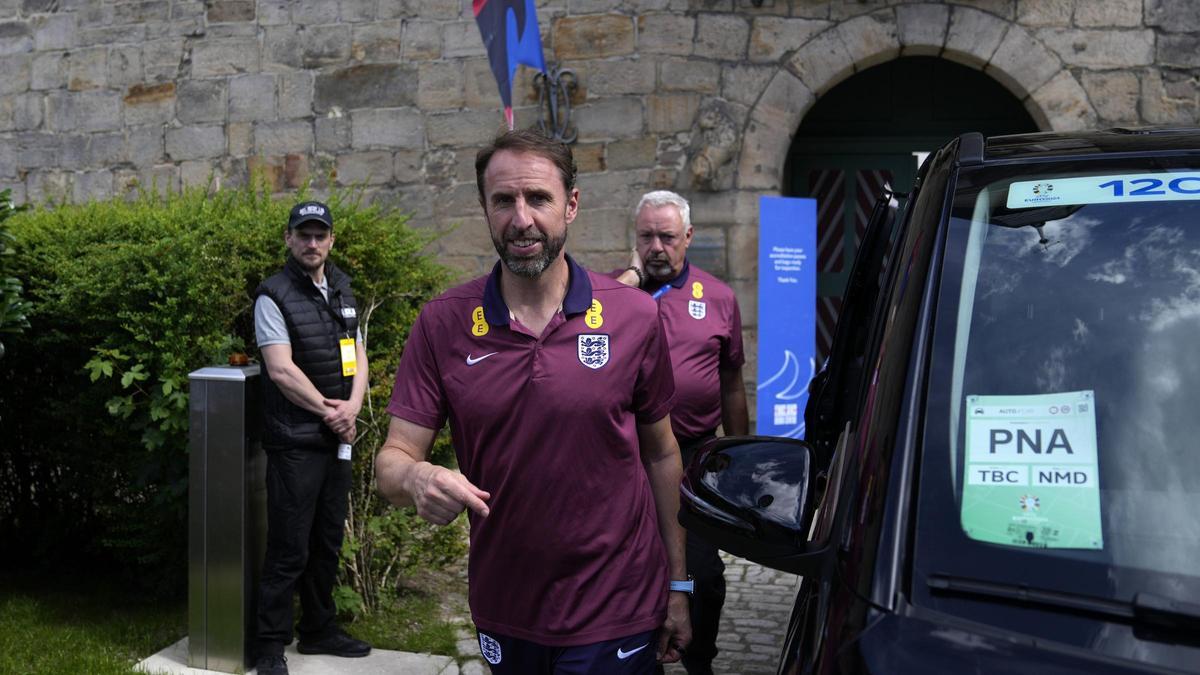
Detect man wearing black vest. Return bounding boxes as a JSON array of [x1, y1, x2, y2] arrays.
[[252, 201, 371, 675]]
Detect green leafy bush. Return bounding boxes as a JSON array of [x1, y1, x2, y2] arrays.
[[0, 189, 29, 359], [339, 425, 466, 616], [335, 288, 467, 617], [0, 179, 456, 598]]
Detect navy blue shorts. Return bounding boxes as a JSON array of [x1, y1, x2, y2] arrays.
[[476, 628, 658, 674]]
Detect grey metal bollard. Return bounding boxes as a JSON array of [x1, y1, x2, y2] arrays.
[[188, 364, 267, 674]]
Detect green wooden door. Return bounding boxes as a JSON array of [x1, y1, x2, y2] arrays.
[[784, 57, 1039, 360]]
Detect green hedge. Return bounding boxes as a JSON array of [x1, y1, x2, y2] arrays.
[[0, 180, 456, 597], [0, 189, 29, 358]]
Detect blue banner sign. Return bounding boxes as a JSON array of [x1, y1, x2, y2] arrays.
[[756, 197, 817, 438]]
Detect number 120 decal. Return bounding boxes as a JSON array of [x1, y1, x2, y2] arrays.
[[1098, 176, 1200, 196], [1008, 173, 1200, 209]]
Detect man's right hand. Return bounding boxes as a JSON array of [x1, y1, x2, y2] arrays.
[[322, 398, 359, 436], [615, 248, 645, 288], [406, 462, 491, 525]]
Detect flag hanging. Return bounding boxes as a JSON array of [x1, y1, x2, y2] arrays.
[[473, 0, 547, 130]]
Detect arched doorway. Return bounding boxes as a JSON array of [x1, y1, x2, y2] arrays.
[[784, 56, 1039, 360]]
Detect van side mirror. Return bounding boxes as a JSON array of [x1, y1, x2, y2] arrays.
[[679, 436, 829, 576]]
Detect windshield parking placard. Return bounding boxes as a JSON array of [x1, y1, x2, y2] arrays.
[[961, 390, 1103, 550], [1007, 172, 1200, 208]]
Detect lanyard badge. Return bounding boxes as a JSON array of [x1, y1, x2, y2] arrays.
[[339, 337, 357, 376]]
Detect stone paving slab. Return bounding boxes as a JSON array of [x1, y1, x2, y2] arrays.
[[140, 555, 795, 675], [136, 637, 459, 675]]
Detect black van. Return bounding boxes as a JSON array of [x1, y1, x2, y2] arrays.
[[681, 129, 1200, 674]]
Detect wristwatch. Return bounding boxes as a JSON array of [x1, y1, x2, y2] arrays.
[[669, 575, 695, 595]]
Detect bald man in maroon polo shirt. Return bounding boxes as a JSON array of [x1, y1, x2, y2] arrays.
[[616, 190, 749, 675], [376, 130, 691, 674]]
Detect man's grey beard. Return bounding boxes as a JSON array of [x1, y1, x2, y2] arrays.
[[644, 257, 674, 282], [493, 229, 568, 278]]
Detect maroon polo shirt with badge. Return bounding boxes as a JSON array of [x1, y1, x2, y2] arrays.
[[640, 261, 745, 440], [388, 255, 676, 646]]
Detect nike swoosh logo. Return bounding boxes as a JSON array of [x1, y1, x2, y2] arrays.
[[616, 644, 648, 659], [465, 352, 498, 366]]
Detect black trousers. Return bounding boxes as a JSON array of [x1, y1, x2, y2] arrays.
[[678, 435, 725, 675], [256, 447, 352, 655]]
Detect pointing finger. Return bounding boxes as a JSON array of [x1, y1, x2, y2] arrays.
[[454, 479, 490, 518]]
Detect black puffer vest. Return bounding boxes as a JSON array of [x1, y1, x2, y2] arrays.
[[255, 256, 359, 452]]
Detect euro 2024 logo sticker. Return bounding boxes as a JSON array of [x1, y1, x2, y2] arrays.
[[578, 334, 609, 369]]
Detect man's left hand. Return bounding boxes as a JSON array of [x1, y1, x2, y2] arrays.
[[656, 591, 692, 663], [323, 398, 359, 436]]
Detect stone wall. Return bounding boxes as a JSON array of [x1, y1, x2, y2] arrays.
[[2, 0, 1198, 395]]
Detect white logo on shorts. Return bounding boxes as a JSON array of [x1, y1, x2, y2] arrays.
[[479, 633, 502, 665], [617, 643, 649, 659]]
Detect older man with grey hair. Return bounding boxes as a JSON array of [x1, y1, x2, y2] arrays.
[[617, 190, 749, 675]]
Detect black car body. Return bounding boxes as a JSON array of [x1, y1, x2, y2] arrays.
[[680, 129, 1200, 674]]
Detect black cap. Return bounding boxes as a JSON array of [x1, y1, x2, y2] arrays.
[[287, 201, 333, 230]]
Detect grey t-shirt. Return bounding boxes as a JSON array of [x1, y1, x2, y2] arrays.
[[254, 275, 362, 347]]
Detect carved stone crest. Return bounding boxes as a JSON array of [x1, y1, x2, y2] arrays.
[[685, 98, 739, 191]]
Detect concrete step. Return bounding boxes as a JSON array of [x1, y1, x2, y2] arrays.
[[136, 637, 469, 675]]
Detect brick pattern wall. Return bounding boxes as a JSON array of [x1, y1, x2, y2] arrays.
[[2, 0, 1198, 393]]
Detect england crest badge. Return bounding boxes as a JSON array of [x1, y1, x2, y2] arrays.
[[689, 300, 707, 320], [479, 633, 502, 665], [578, 334, 610, 369]]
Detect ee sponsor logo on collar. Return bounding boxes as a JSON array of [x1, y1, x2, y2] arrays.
[[585, 299, 604, 329], [470, 306, 489, 337]]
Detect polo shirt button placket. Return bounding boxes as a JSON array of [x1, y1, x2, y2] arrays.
[[531, 340, 545, 379]]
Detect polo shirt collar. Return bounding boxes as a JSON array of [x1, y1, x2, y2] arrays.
[[482, 254, 593, 326], [646, 259, 690, 292]]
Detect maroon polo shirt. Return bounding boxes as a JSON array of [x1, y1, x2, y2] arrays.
[[633, 261, 745, 440], [388, 255, 676, 646]]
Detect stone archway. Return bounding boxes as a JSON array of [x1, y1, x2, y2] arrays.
[[716, 4, 1099, 408], [734, 4, 1099, 192]]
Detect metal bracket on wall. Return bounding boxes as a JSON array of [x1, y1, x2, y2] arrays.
[[535, 65, 578, 144]]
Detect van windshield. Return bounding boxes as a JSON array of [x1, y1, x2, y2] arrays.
[[914, 160, 1200, 666]]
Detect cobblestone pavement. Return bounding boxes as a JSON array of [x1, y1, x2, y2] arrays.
[[454, 553, 799, 675], [665, 553, 800, 675]]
